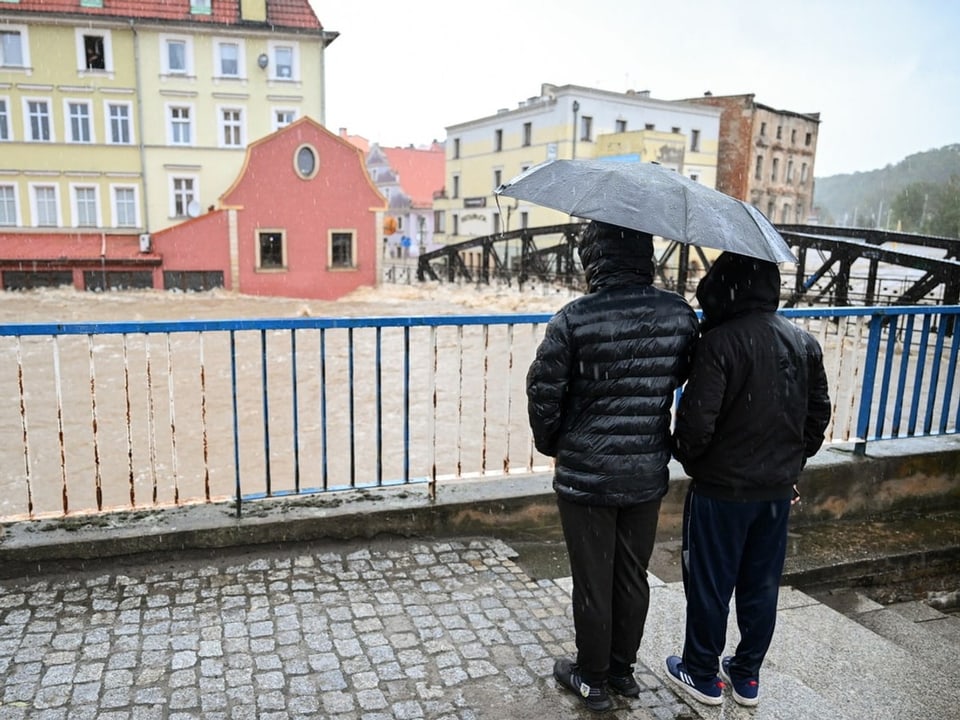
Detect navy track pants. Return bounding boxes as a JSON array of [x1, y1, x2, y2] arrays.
[[680, 487, 791, 682]]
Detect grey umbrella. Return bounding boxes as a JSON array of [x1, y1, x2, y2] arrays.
[[495, 159, 797, 264]]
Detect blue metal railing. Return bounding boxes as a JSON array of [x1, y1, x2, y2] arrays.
[[0, 306, 957, 520]]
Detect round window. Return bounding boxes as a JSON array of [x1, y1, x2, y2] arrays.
[[295, 144, 318, 179]]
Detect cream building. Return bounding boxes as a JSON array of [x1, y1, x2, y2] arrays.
[[0, 0, 336, 240], [434, 83, 722, 243]]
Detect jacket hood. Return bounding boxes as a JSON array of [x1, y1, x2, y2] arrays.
[[577, 221, 654, 292], [695, 252, 780, 330]]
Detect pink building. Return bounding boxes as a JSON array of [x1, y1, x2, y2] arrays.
[[0, 118, 385, 300]]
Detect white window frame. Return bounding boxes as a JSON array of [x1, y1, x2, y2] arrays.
[[272, 108, 297, 131], [104, 101, 134, 145], [160, 34, 194, 76], [74, 27, 113, 73], [218, 106, 245, 148], [0, 25, 30, 69], [110, 184, 140, 228], [0, 183, 21, 226], [29, 183, 61, 228], [0, 96, 11, 141], [169, 175, 199, 218], [213, 38, 245, 79], [64, 98, 95, 143], [70, 184, 101, 228], [166, 103, 195, 146], [23, 97, 54, 142], [268, 41, 298, 81]]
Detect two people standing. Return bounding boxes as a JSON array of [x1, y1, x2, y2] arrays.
[[527, 222, 831, 711]]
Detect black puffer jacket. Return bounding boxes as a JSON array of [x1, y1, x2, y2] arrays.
[[673, 252, 832, 501], [526, 222, 698, 506]]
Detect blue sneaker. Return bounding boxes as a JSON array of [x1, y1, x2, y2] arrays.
[[720, 656, 759, 706], [664, 655, 724, 706]]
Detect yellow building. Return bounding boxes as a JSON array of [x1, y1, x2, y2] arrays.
[[434, 83, 722, 243], [0, 0, 336, 239]]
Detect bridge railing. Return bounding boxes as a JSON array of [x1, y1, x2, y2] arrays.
[[1, 306, 957, 521]]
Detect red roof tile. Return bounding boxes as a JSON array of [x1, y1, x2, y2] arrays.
[[382, 145, 445, 208], [2, 0, 324, 32], [0, 233, 160, 263]]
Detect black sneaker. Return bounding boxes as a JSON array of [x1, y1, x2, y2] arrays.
[[607, 672, 641, 697], [553, 658, 613, 712]]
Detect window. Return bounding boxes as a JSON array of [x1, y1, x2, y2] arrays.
[[781, 204, 791, 223], [522, 122, 531, 147], [452, 215, 459, 236], [190, 0, 212, 14], [800, 163, 809, 184], [0, 28, 26, 68], [615, 119, 627, 133], [790, 128, 797, 144], [81, 33, 106, 70], [168, 105, 193, 145], [72, 185, 99, 227], [771, 157, 779, 182], [25, 99, 52, 142], [805, 132, 813, 146], [31, 185, 59, 227], [0, 185, 18, 226], [644, 123, 655, 131], [0, 97, 9, 140], [755, 155, 763, 180], [219, 107, 243, 147], [494, 129, 502, 152], [106, 102, 132, 144], [330, 232, 354, 268], [520, 211, 528, 229], [258, 231, 285, 269], [766, 201, 775, 219], [580, 116, 593, 141], [273, 109, 296, 131], [112, 186, 138, 227], [162, 36, 192, 75], [452, 175, 459, 199], [776, 125, 783, 140], [216, 40, 241, 77], [294, 144, 318, 179], [273, 44, 294, 79], [66, 100, 93, 143], [797, 202, 805, 223], [493, 169, 502, 189], [433, 210, 444, 233], [452, 138, 460, 159], [760, 122, 766, 136], [690, 129, 700, 152], [80, 0, 103, 6], [786, 159, 794, 183], [171, 176, 196, 217], [671, 126, 680, 134]]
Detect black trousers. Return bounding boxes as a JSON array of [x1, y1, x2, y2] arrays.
[[557, 495, 662, 684], [680, 488, 791, 681]]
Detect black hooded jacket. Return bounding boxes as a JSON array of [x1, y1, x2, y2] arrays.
[[673, 252, 832, 501], [526, 222, 699, 506]]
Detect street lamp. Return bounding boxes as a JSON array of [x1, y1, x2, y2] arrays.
[[572, 100, 580, 159]]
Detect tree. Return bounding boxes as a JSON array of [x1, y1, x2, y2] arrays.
[[890, 182, 936, 232], [925, 175, 960, 239]]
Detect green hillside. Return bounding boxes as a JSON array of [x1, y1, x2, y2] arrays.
[[813, 144, 960, 228]]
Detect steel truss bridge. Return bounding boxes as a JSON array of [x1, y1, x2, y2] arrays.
[[414, 224, 960, 307]]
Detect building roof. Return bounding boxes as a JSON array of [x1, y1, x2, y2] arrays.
[[2, 0, 327, 33], [0, 233, 160, 263], [339, 128, 370, 154], [381, 145, 445, 208]]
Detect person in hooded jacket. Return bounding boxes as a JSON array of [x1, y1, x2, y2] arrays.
[[664, 252, 831, 708], [527, 220, 699, 712]]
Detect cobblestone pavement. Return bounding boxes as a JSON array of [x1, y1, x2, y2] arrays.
[[0, 537, 696, 720]]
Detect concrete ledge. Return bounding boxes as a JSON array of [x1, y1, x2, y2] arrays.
[[1, 435, 958, 573]]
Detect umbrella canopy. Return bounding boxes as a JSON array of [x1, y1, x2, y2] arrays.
[[495, 159, 797, 264]]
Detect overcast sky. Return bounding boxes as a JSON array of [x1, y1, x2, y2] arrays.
[[314, 0, 958, 178]]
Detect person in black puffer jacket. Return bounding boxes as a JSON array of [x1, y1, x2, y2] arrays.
[[527, 220, 698, 712], [664, 252, 831, 708]]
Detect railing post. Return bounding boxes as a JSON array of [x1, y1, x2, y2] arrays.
[[854, 313, 885, 455]]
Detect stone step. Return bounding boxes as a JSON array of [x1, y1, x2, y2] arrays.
[[638, 579, 960, 720]]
